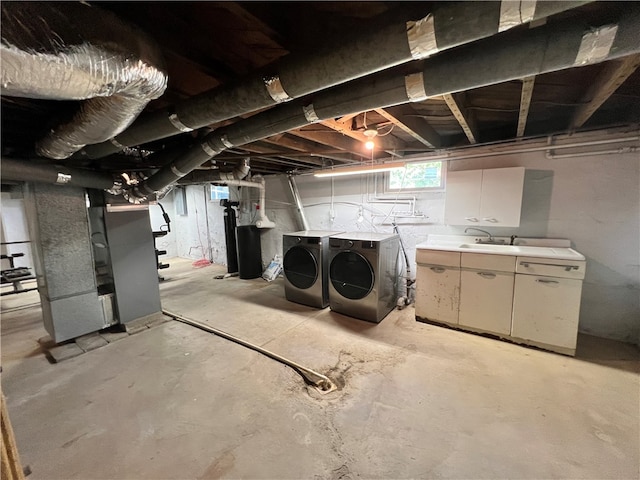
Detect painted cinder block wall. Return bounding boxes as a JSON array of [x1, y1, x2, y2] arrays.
[[163, 136, 639, 345]]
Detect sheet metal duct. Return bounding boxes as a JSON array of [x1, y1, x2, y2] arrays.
[[130, 6, 640, 199], [82, 1, 592, 159], [0, 2, 167, 159]]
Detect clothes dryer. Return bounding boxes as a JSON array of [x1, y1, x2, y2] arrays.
[[283, 230, 343, 308], [328, 232, 400, 323]]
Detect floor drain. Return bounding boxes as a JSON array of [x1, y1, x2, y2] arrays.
[[313, 378, 338, 394]]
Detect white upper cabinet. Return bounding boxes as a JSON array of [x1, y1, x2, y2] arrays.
[[444, 167, 525, 227]]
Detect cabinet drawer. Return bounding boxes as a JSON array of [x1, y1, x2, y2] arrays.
[[461, 253, 515, 272], [516, 257, 586, 279], [416, 249, 460, 267]]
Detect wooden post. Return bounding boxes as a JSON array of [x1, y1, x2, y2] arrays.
[[1, 393, 26, 480]]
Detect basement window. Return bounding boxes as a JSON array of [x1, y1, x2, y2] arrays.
[[210, 185, 230, 200], [387, 160, 444, 191], [175, 187, 188, 216]]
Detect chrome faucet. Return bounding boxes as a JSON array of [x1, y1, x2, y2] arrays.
[[464, 227, 503, 244]]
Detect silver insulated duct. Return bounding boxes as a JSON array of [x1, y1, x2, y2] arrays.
[[0, 2, 167, 159]]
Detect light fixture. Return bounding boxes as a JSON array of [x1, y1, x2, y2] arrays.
[[363, 128, 377, 150], [314, 161, 406, 178]]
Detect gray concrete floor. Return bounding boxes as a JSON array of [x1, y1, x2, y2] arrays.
[[1, 258, 639, 479]]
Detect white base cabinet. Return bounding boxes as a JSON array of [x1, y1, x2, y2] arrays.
[[415, 250, 460, 324], [511, 274, 583, 352], [415, 247, 586, 356], [459, 270, 514, 335], [415, 265, 460, 324]]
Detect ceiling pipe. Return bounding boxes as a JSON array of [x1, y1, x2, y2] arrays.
[[176, 158, 250, 185], [130, 6, 640, 200], [1, 157, 116, 190], [0, 2, 167, 159], [178, 169, 275, 229], [81, 1, 592, 159]]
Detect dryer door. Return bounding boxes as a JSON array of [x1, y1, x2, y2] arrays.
[[330, 251, 374, 300], [284, 246, 318, 289]]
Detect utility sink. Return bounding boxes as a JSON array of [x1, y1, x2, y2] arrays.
[[458, 243, 521, 253], [417, 235, 586, 261]]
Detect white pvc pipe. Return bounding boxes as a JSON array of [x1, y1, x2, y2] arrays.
[[223, 177, 276, 229], [545, 146, 639, 159]]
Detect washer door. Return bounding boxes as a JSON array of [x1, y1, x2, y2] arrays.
[[330, 251, 374, 300], [284, 246, 318, 289]]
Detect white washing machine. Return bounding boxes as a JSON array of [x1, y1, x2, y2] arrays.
[[328, 232, 400, 323], [283, 230, 344, 308]]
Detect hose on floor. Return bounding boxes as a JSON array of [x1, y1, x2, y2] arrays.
[[162, 309, 337, 394]]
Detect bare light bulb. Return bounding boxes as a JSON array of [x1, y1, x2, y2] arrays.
[[365, 140, 375, 150]]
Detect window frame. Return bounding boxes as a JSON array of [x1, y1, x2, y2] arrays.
[[383, 159, 447, 194], [209, 184, 230, 201]]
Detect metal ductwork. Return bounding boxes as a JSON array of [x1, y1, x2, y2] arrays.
[[81, 1, 592, 159], [1, 157, 116, 190], [0, 2, 167, 159], [130, 5, 640, 199]]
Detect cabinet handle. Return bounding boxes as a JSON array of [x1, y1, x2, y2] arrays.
[[482, 217, 498, 223], [464, 217, 479, 222], [430, 267, 446, 273], [477, 272, 496, 279], [520, 261, 580, 272], [535, 279, 559, 284]]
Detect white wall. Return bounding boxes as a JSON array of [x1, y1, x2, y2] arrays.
[[168, 133, 640, 345], [164, 184, 266, 266], [0, 189, 34, 270]]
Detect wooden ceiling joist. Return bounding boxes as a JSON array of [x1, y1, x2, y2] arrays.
[[517, 76, 536, 137], [374, 106, 442, 148], [443, 92, 479, 144], [288, 128, 371, 159], [262, 134, 354, 164], [570, 54, 640, 130], [320, 118, 406, 156], [239, 144, 325, 168]]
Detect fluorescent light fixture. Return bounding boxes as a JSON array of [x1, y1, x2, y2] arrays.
[[314, 162, 406, 178], [106, 203, 149, 212]]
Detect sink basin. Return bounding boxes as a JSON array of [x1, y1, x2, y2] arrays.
[[458, 243, 521, 253]]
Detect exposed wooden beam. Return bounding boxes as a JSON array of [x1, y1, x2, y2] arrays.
[[336, 112, 360, 125], [517, 76, 536, 137], [262, 134, 354, 163], [216, 2, 286, 47], [374, 106, 442, 148], [321, 118, 406, 156], [443, 93, 479, 144], [288, 128, 370, 160], [570, 54, 640, 130], [239, 143, 326, 168]]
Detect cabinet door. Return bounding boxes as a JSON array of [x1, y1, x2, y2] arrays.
[[415, 265, 460, 324], [459, 270, 514, 335], [444, 170, 482, 225], [479, 167, 525, 227], [511, 274, 583, 350]]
